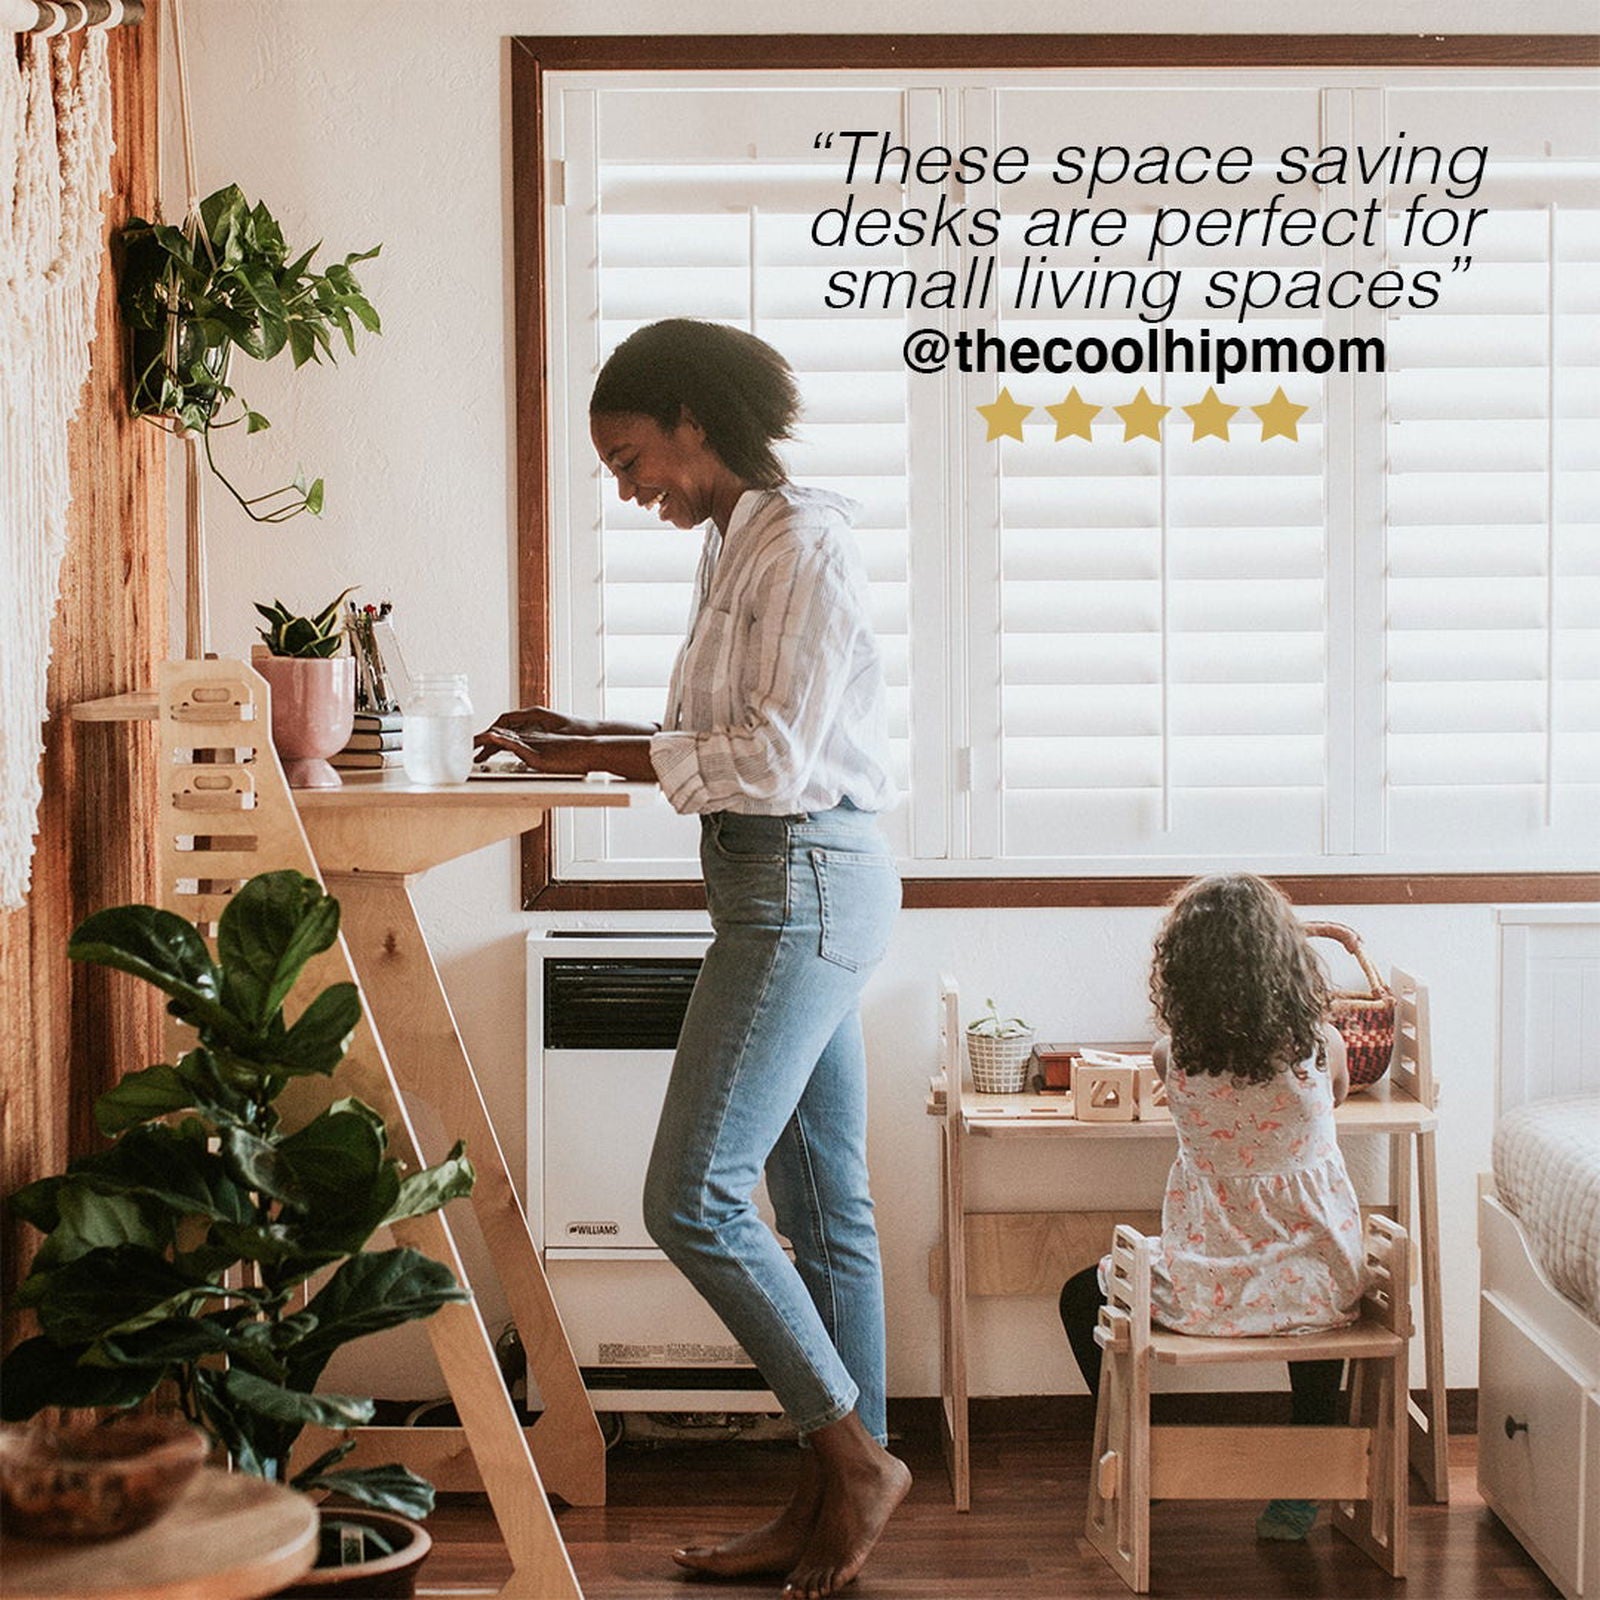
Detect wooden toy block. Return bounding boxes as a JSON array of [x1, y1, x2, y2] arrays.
[[1076, 1063, 1137, 1121], [1135, 1065, 1170, 1120]]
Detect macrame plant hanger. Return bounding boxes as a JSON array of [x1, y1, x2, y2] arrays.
[[165, 0, 209, 658]]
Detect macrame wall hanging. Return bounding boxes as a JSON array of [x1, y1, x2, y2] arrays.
[[0, 16, 116, 909]]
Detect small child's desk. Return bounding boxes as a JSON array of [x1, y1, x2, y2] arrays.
[[925, 979, 1447, 1513]]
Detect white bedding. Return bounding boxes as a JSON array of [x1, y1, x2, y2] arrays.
[[1493, 1094, 1600, 1324]]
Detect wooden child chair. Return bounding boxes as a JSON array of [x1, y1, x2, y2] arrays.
[[1085, 1214, 1412, 1593]]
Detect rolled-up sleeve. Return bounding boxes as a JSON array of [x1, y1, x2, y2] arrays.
[[649, 544, 863, 812]]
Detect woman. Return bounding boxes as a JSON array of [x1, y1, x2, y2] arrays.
[[478, 319, 908, 1599]]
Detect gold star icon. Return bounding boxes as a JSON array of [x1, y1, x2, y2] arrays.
[[977, 387, 1031, 442], [1113, 387, 1170, 443], [1182, 387, 1239, 443], [1252, 387, 1310, 442], [1045, 387, 1100, 442]]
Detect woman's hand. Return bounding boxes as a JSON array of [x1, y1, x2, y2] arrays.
[[484, 705, 592, 739], [473, 724, 586, 772], [480, 705, 662, 740], [471, 726, 661, 784]]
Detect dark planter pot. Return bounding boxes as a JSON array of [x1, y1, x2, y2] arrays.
[[274, 1509, 432, 1598], [129, 314, 230, 419]]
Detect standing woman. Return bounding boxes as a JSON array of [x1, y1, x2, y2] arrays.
[[478, 319, 908, 1598]]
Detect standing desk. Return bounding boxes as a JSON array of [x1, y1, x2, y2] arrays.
[[927, 977, 1447, 1515], [74, 659, 649, 1600]]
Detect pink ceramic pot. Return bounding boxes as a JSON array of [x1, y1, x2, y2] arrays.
[[253, 653, 356, 788]]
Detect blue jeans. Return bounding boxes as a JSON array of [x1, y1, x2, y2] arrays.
[[642, 803, 901, 1442]]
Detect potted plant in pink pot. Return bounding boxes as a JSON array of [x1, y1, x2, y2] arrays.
[[252, 589, 357, 788]]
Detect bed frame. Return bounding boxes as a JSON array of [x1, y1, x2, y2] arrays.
[[1478, 907, 1600, 1599]]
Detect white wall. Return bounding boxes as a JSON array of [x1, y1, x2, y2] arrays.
[[167, 0, 1592, 1402]]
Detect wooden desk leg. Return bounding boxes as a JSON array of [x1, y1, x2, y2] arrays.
[[392, 1212, 584, 1599], [331, 871, 607, 1509], [1411, 1126, 1450, 1504], [939, 1118, 971, 1511]]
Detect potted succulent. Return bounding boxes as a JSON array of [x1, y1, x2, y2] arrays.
[[966, 998, 1035, 1094], [119, 183, 380, 523], [252, 590, 358, 789], [0, 871, 474, 1594]]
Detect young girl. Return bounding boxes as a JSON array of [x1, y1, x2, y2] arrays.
[[1058, 872, 1367, 1542]]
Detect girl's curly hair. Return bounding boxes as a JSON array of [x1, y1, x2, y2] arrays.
[[590, 319, 800, 487], [1149, 873, 1329, 1084]]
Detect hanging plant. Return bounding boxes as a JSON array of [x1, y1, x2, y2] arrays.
[[119, 183, 380, 523]]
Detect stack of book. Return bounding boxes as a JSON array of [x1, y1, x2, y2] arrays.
[[333, 709, 404, 771]]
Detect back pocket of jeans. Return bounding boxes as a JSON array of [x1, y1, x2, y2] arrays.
[[811, 849, 900, 971]]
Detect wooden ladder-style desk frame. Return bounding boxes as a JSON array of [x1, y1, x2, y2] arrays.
[[76, 658, 642, 1600], [930, 973, 1448, 1515]]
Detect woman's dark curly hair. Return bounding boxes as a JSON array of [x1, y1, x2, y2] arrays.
[[590, 319, 800, 487], [1149, 873, 1329, 1084]]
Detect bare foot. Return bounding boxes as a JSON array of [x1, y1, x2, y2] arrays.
[[782, 1446, 911, 1598], [671, 1452, 823, 1578]]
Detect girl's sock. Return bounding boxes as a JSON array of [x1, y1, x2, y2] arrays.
[[1256, 1498, 1319, 1540]]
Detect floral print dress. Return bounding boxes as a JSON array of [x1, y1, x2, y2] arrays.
[[1149, 1055, 1368, 1337]]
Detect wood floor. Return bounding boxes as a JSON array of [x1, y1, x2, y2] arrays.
[[417, 1428, 1556, 1598]]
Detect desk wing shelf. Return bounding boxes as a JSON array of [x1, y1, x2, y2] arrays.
[[70, 689, 158, 721], [927, 1077, 1436, 1136]]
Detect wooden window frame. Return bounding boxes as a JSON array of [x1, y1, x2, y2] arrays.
[[511, 32, 1600, 912]]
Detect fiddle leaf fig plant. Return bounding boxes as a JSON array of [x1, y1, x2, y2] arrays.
[[119, 183, 380, 523], [0, 871, 474, 1520]]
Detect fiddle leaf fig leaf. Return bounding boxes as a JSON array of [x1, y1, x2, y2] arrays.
[[292, 1439, 355, 1485], [68, 905, 230, 1035], [173, 1046, 258, 1126], [90, 1316, 239, 1369], [68, 1122, 250, 1223], [293, 1463, 434, 1520], [95, 1062, 194, 1134], [0, 1335, 163, 1421], [278, 983, 361, 1075], [288, 1249, 468, 1390], [216, 871, 340, 1027], [35, 1245, 219, 1344], [276, 1099, 397, 1250], [222, 1368, 374, 1430], [10, 1174, 66, 1233], [193, 1368, 273, 1478], [385, 1143, 475, 1226], [220, 1126, 301, 1205], [29, 1187, 168, 1276]]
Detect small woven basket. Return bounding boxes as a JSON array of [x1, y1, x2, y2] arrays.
[[1304, 920, 1396, 1092], [967, 1028, 1035, 1094]]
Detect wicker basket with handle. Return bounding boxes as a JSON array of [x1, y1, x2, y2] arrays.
[[1303, 920, 1396, 1091]]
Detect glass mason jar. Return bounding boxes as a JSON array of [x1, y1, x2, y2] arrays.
[[402, 673, 474, 785]]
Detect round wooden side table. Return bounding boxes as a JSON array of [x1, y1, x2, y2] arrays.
[[4, 1466, 318, 1600]]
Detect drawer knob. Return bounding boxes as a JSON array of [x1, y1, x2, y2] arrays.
[[1503, 1414, 1529, 1440]]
